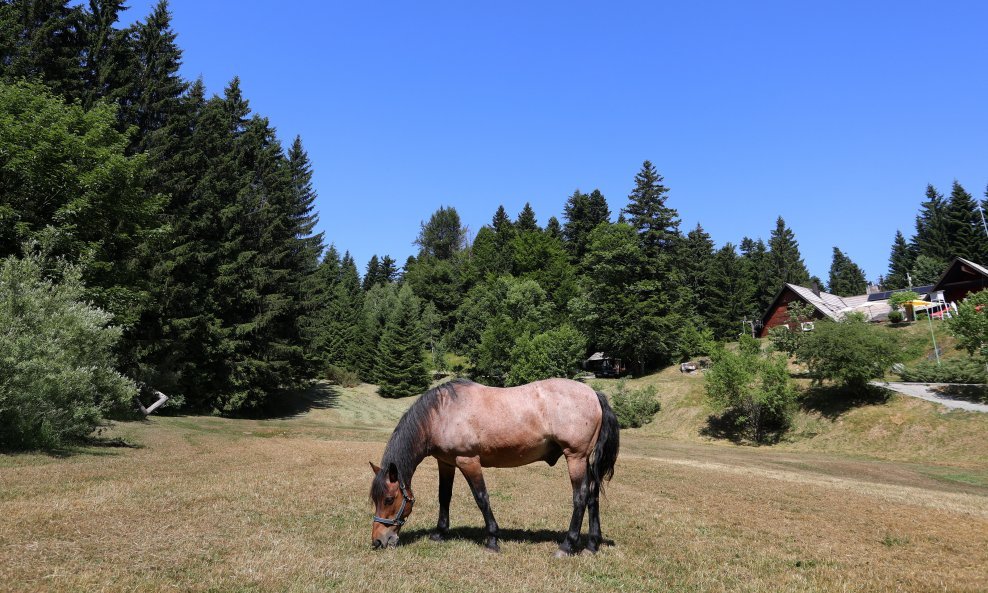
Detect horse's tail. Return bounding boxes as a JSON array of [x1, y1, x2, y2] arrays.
[[591, 391, 620, 493]]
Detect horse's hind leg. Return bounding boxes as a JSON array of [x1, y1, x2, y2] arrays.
[[557, 455, 590, 557], [431, 460, 455, 542], [586, 479, 602, 553], [455, 456, 500, 552]]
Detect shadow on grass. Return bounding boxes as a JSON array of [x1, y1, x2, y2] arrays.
[[799, 383, 890, 420], [699, 410, 787, 445], [931, 384, 988, 405], [399, 525, 615, 550], [239, 381, 342, 420]]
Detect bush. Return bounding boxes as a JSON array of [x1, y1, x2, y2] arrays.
[[887, 310, 904, 323], [796, 315, 901, 389], [704, 343, 797, 443], [327, 365, 361, 388], [596, 380, 660, 428], [0, 252, 136, 450], [888, 291, 920, 312], [947, 290, 988, 367], [897, 358, 986, 383], [767, 301, 815, 357]]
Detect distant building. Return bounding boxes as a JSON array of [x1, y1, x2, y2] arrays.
[[758, 283, 932, 337], [930, 257, 988, 303]]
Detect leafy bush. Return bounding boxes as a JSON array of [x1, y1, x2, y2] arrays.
[[705, 343, 797, 443], [947, 290, 988, 367], [596, 380, 660, 429], [887, 310, 904, 323], [327, 365, 361, 388], [796, 316, 901, 388], [768, 301, 816, 357], [0, 252, 136, 450], [897, 358, 986, 383], [888, 291, 920, 312], [505, 324, 586, 386]]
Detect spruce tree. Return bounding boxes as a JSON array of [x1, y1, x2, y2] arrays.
[[740, 237, 776, 315], [827, 247, 867, 296], [545, 216, 562, 239], [0, 0, 86, 101], [563, 188, 610, 261], [516, 202, 539, 232], [767, 216, 810, 289], [913, 185, 952, 262], [415, 206, 465, 260], [375, 284, 429, 397], [323, 253, 367, 373], [682, 223, 715, 322], [623, 160, 680, 260], [945, 181, 985, 262], [79, 0, 132, 110], [706, 243, 755, 340], [885, 230, 914, 289], [363, 255, 381, 291]]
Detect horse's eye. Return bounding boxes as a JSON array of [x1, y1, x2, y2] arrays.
[[385, 497, 395, 505]]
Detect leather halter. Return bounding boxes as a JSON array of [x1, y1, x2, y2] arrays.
[[373, 480, 415, 527]]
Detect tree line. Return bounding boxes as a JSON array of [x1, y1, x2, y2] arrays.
[[2, 1, 986, 430]]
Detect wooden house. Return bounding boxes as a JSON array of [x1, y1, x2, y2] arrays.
[[930, 257, 988, 303]]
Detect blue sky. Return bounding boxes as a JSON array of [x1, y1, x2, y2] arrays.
[[125, 1, 988, 285]]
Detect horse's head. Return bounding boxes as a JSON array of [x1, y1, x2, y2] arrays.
[[368, 461, 415, 549]]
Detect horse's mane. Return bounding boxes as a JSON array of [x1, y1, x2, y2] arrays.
[[370, 379, 473, 500]]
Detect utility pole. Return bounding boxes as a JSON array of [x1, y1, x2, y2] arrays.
[[978, 201, 988, 238]]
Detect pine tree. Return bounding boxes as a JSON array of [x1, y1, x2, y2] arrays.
[[682, 223, 715, 322], [740, 237, 776, 315], [706, 243, 755, 340], [375, 284, 429, 397], [415, 206, 465, 260], [944, 181, 985, 262], [516, 202, 539, 232], [827, 247, 867, 296], [767, 216, 810, 289], [545, 216, 562, 239], [379, 255, 398, 284], [363, 255, 381, 291], [0, 0, 86, 100], [562, 188, 610, 261], [913, 184, 952, 262], [623, 161, 680, 261], [323, 252, 367, 373], [80, 0, 132, 110], [492, 205, 514, 236], [885, 230, 914, 289]]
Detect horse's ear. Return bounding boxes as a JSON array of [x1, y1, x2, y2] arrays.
[[387, 462, 399, 484], [369, 461, 381, 476]]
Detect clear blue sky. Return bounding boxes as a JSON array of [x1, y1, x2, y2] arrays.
[[125, 1, 988, 285]]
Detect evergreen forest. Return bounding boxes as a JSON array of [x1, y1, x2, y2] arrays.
[[2, 0, 987, 427]]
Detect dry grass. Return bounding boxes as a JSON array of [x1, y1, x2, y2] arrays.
[[1, 381, 987, 592]]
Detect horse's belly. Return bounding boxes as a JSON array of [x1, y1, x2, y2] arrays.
[[479, 441, 558, 468]]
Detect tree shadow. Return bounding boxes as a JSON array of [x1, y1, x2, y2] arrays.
[[931, 384, 988, 405], [399, 526, 615, 550], [238, 381, 341, 420], [699, 410, 786, 445], [799, 383, 890, 420]]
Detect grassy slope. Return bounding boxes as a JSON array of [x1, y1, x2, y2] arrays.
[[2, 383, 987, 593]]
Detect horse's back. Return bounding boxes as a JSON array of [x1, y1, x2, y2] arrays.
[[430, 379, 602, 467]]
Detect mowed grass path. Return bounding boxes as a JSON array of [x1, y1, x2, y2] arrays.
[[2, 382, 987, 592]]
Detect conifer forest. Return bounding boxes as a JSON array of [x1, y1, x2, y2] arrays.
[[2, 0, 987, 424]]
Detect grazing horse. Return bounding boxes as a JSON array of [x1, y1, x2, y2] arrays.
[[369, 378, 619, 556]]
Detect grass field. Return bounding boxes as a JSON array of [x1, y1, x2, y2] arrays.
[[2, 378, 987, 593]]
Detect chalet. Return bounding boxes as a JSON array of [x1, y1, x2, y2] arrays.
[[757, 283, 932, 337], [930, 257, 988, 303]]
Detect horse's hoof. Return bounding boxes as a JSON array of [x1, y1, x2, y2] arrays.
[[580, 548, 597, 557], [484, 545, 500, 554], [429, 532, 445, 542], [553, 549, 572, 559]]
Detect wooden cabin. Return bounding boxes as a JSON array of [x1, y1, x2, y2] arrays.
[[931, 258, 988, 303]]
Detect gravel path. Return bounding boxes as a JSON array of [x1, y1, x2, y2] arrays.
[[872, 381, 988, 412]]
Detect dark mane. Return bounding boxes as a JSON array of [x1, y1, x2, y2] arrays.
[[370, 379, 473, 500]]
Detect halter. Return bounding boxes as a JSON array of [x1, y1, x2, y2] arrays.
[[373, 480, 415, 527]]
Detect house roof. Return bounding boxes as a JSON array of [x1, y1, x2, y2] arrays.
[[762, 282, 906, 326], [932, 257, 988, 291]]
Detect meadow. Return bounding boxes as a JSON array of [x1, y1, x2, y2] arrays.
[[2, 377, 987, 593]]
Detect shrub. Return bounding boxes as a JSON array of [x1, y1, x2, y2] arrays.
[[596, 380, 661, 429], [505, 324, 586, 386], [705, 344, 797, 443], [767, 301, 816, 357], [897, 358, 986, 383], [888, 291, 920, 312], [0, 252, 136, 450], [946, 290, 988, 369], [327, 365, 361, 388], [887, 310, 904, 323], [796, 316, 901, 389]]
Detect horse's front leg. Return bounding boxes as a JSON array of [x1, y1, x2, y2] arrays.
[[431, 460, 455, 541], [455, 456, 500, 552], [556, 455, 590, 558]]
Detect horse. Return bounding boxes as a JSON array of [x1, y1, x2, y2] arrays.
[[368, 378, 619, 557]]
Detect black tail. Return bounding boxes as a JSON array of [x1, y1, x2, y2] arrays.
[[590, 391, 620, 493]]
